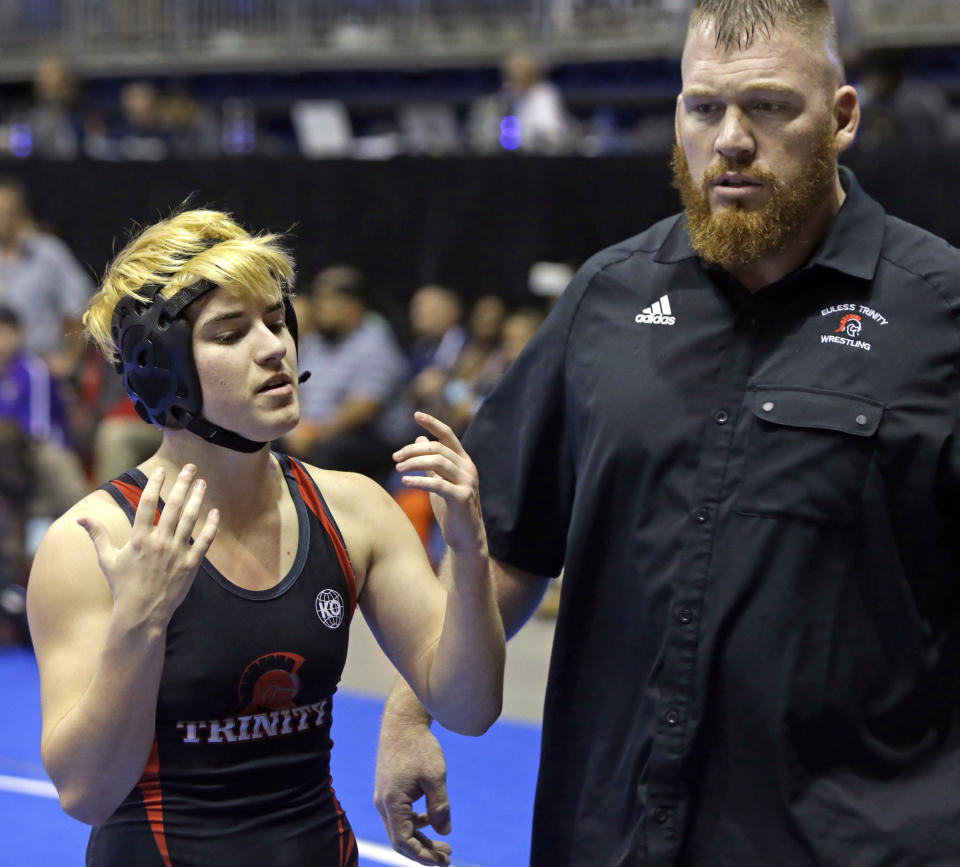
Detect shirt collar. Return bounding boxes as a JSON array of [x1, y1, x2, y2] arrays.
[[653, 166, 885, 282], [808, 166, 885, 280]]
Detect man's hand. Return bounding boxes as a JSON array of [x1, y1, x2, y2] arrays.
[[375, 705, 452, 866]]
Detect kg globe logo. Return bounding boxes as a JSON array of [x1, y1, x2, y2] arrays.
[[315, 589, 344, 629]]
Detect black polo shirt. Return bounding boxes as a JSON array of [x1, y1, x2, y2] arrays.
[[463, 168, 960, 866]]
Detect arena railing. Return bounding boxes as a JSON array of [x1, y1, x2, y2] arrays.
[[0, 0, 954, 80]]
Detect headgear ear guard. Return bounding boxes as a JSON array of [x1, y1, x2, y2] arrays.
[[111, 276, 305, 454]]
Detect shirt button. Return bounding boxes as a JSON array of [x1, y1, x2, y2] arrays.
[[762, 401, 775, 413], [675, 607, 694, 624], [855, 414, 868, 426], [714, 409, 729, 425], [695, 508, 709, 524], [654, 808, 669, 824], [665, 710, 681, 726]]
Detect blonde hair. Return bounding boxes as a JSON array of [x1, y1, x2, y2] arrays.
[[84, 208, 295, 360]]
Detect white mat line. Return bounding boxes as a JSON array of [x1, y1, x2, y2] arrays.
[[0, 774, 485, 867], [0, 773, 57, 798]]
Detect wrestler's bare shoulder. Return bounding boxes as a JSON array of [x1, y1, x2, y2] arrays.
[[300, 464, 394, 516], [35, 489, 133, 561], [297, 464, 400, 574]]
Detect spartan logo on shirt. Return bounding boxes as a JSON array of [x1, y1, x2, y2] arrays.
[[315, 588, 345, 629], [834, 314, 862, 338], [636, 294, 676, 326], [176, 651, 330, 745], [820, 303, 888, 352], [236, 651, 305, 715]]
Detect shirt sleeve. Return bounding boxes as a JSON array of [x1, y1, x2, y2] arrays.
[[462, 268, 588, 577], [347, 321, 409, 402]]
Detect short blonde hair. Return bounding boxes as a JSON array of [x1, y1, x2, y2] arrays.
[[84, 208, 295, 360]]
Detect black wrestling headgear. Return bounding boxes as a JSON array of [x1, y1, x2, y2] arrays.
[[111, 268, 304, 454]]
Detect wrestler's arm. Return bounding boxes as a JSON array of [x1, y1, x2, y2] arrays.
[[309, 413, 505, 737], [26, 466, 218, 825]]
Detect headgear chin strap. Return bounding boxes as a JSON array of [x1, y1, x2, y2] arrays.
[[111, 271, 304, 454]]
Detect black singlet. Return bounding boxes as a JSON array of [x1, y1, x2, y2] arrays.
[[86, 454, 359, 867]]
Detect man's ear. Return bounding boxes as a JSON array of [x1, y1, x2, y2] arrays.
[[833, 85, 860, 153]]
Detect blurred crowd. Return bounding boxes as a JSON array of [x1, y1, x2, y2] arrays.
[[0, 52, 583, 161], [4, 46, 959, 162], [0, 173, 562, 642]]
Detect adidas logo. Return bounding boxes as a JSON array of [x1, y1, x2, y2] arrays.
[[635, 295, 676, 326]]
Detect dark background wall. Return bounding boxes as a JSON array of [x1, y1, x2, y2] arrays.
[[7, 148, 958, 316]]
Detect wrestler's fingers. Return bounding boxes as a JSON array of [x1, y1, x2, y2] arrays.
[[399, 474, 470, 503], [188, 508, 220, 562], [131, 466, 165, 533], [394, 439, 461, 468], [156, 464, 198, 534], [413, 411, 466, 456], [173, 478, 208, 547], [395, 455, 471, 484], [76, 516, 117, 567]]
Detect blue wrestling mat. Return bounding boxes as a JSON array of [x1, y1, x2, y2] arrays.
[[0, 647, 539, 867]]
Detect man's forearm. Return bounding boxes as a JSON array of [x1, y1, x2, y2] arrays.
[[383, 674, 434, 727], [438, 553, 552, 638]]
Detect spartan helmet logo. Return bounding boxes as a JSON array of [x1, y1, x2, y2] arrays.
[[834, 313, 863, 338], [315, 589, 344, 629]]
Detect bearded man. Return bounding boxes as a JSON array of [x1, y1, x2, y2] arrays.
[[375, 1, 960, 864]]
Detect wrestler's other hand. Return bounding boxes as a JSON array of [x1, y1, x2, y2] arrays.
[[393, 412, 485, 555]]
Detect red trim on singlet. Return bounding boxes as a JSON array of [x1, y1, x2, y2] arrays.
[[330, 783, 358, 867], [110, 479, 163, 525], [288, 459, 358, 617], [137, 736, 172, 867]]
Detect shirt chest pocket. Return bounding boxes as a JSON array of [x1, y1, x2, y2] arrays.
[[733, 386, 884, 525]]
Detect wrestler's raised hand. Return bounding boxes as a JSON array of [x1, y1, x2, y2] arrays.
[[77, 464, 220, 626], [393, 412, 486, 555]]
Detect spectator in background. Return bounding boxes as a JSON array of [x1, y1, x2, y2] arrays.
[[92, 80, 169, 161], [0, 177, 94, 379], [284, 265, 409, 484], [160, 87, 221, 158], [427, 294, 507, 434], [0, 305, 88, 534], [497, 306, 544, 373], [407, 283, 466, 400], [449, 304, 545, 432], [25, 56, 84, 159], [452, 294, 507, 389], [468, 49, 573, 155]]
